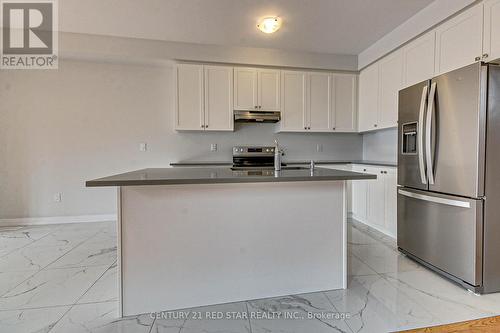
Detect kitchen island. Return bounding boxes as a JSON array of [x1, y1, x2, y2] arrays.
[[87, 167, 375, 316]]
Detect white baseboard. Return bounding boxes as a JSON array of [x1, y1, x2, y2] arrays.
[[0, 214, 117, 227], [350, 214, 395, 239]]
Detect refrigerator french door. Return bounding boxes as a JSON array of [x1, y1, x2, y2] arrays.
[[397, 63, 488, 291]]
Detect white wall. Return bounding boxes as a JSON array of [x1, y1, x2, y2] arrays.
[[358, 0, 477, 69], [59, 32, 357, 71], [362, 128, 398, 163], [0, 60, 363, 220]]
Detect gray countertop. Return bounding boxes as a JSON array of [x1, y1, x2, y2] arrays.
[[170, 160, 397, 167], [86, 167, 376, 187]]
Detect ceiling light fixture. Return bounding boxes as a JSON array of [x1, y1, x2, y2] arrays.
[[257, 17, 282, 34]]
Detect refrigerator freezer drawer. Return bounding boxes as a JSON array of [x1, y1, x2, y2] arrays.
[[397, 188, 483, 286]]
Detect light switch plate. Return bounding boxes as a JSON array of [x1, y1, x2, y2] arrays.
[[211, 143, 217, 152]]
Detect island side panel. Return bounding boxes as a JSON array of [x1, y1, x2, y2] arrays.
[[117, 186, 123, 317], [120, 181, 346, 316]]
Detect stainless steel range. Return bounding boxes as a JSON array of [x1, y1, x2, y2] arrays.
[[231, 145, 308, 175], [232, 146, 276, 170]]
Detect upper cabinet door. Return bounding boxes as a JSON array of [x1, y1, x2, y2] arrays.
[[258, 69, 280, 111], [378, 49, 403, 129], [204, 66, 233, 131], [403, 31, 436, 88], [280, 71, 307, 132], [234, 68, 258, 110], [484, 0, 500, 62], [358, 63, 379, 132], [175, 64, 204, 130], [308, 72, 332, 132], [435, 3, 483, 76], [332, 74, 357, 132]]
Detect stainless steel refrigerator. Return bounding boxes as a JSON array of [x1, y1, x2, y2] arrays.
[[397, 62, 500, 294]]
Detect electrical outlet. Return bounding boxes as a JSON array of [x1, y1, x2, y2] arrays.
[[316, 144, 323, 152], [139, 143, 147, 152], [210, 143, 217, 152], [53, 193, 62, 203]]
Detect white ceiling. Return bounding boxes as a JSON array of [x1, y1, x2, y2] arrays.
[[59, 0, 435, 56]]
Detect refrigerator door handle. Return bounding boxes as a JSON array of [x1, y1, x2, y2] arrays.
[[426, 82, 437, 185], [418, 85, 428, 184], [398, 189, 471, 208]]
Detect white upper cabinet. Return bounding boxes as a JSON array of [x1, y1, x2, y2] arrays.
[[234, 68, 258, 110], [204, 65, 233, 131], [403, 31, 436, 88], [308, 72, 332, 131], [484, 0, 500, 62], [280, 71, 307, 131], [378, 49, 403, 129], [234, 68, 280, 111], [332, 74, 357, 132], [175, 64, 204, 130], [258, 69, 281, 111], [280, 71, 357, 133], [435, 3, 484, 75], [175, 64, 233, 131], [358, 63, 379, 132]]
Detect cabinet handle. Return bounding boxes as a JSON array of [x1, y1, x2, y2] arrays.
[[304, 126, 307, 130], [483, 54, 489, 59], [475, 56, 481, 61], [259, 106, 262, 109], [201, 125, 204, 128], [363, 169, 367, 172], [205, 125, 208, 128], [333, 127, 336, 130], [254, 106, 258, 109], [374, 124, 378, 127]]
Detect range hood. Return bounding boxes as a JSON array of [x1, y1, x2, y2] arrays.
[[234, 110, 281, 123]]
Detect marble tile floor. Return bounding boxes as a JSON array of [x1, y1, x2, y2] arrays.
[[1, 220, 500, 333]]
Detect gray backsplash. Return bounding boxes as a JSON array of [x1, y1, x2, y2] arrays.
[[173, 123, 364, 162], [362, 128, 398, 163]]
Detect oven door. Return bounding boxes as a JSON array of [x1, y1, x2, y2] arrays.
[[232, 156, 274, 168]]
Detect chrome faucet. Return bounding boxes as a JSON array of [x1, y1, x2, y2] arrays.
[[274, 139, 282, 171]]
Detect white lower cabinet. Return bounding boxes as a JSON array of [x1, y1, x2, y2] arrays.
[[366, 167, 387, 230], [351, 165, 369, 221], [384, 168, 398, 238], [350, 164, 397, 238]]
